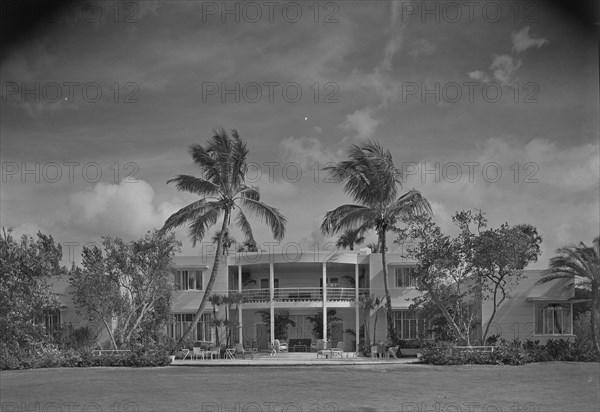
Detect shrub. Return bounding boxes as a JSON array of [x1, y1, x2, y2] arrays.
[[421, 339, 527, 366]]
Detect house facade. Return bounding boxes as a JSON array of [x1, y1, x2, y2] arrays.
[[49, 249, 578, 350], [168, 250, 578, 350]]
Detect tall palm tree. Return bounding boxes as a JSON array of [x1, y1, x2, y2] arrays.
[[538, 236, 600, 356], [321, 141, 431, 343], [335, 228, 365, 251], [161, 129, 286, 346]]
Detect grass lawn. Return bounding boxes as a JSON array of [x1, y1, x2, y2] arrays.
[[1, 362, 598, 411]]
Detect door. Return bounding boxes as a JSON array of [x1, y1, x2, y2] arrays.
[[330, 321, 344, 350], [256, 324, 269, 351]]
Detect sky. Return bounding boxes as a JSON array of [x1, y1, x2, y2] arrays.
[[1, 1, 598, 269]]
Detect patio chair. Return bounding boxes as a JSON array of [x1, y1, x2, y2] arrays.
[[316, 339, 330, 359], [192, 347, 205, 360], [234, 343, 254, 359], [273, 339, 281, 354], [279, 340, 288, 352], [330, 342, 344, 358]]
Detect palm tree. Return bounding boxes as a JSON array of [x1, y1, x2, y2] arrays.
[[161, 129, 286, 347], [321, 141, 431, 343], [335, 229, 365, 251], [538, 236, 600, 356], [211, 230, 237, 255]]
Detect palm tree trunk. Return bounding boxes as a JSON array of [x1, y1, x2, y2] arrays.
[[380, 230, 396, 344], [175, 208, 230, 350]]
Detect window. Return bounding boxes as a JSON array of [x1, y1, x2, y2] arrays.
[[535, 303, 572, 335], [393, 310, 429, 340], [44, 309, 61, 330], [168, 313, 212, 341], [394, 267, 417, 288], [174, 270, 203, 291]]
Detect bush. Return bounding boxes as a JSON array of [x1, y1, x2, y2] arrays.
[[421, 340, 527, 366], [0, 346, 171, 370]]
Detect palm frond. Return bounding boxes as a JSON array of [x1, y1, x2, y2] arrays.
[[162, 199, 213, 231], [321, 204, 374, 235], [188, 208, 220, 247], [234, 208, 256, 245], [240, 197, 287, 241], [389, 189, 432, 219], [166, 175, 219, 197]]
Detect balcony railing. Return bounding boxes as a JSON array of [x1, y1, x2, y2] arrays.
[[239, 287, 360, 303]]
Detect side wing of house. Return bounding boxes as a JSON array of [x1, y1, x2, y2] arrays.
[[481, 270, 576, 344]]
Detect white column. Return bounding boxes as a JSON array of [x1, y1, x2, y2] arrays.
[[238, 264, 243, 345], [322, 262, 327, 345], [355, 262, 359, 353], [270, 263, 275, 344]]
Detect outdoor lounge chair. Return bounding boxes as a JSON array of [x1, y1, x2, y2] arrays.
[[316, 339, 330, 359], [234, 343, 254, 359], [387, 346, 400, 359]]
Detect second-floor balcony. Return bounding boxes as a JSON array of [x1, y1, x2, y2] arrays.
[[238, 287, 370, 303]]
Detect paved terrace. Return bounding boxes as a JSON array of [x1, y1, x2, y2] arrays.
[[171, 351, 421, 366]]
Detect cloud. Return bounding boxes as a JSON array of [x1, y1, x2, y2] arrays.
[[66, 180, 178, 238], [281, 136, 341, 166], [340, 107, 382, 140], [468, 70, 490, 82], [490, 55, 522, 85], [380, 1, 404, 71], [512, 27, 548, 53], [409, 39, 436, 58], [407, 137, 599, 268]]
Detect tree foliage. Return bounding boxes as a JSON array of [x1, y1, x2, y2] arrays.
[[0, 229, 66, 356], [255, 310, 296, 341], [69, 230, 180, 349], [539, 236, 599, 356]]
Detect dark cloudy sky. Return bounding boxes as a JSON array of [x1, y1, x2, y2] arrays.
[[1, 1, 598, 267]]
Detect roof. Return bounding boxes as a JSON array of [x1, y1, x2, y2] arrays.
[[525, 273, 574, 301], [170, 292, 208, 313]]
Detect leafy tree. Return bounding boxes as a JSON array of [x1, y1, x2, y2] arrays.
[[335, 229, 365, 251], [321, 141, 431, 344], [161, 129, 286, 347], [0, 229, 66, 356], [69, 230, 180, 349], [255, 310, 296, 341], [69, 246, 122, 349], [306, 309, 342, 341], [396, 212, 480, 344], [473, 222, 542, 343], [538, 236, 599, 356]]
